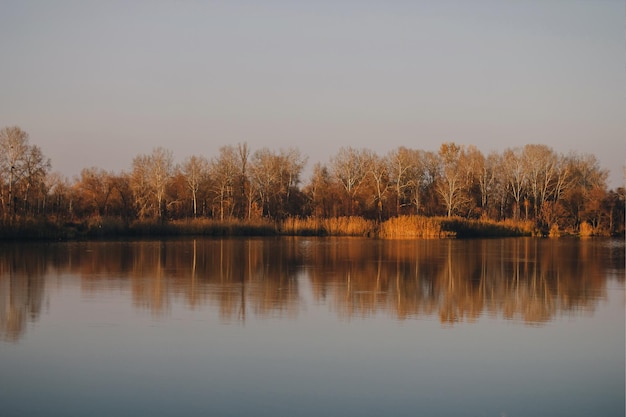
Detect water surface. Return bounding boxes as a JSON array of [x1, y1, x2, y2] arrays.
[[1, 237, 624, 416]]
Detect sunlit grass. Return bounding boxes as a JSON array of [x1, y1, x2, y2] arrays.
[[379, 215, 451, 238], [0, 215, 542, 240], [441, 217, 534, 238], [280, 216, 375, 237]]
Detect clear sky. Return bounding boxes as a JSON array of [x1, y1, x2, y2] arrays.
[[1, 1, 624, 187]]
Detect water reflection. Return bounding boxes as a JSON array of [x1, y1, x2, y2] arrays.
[[0, 244, 47, 341], [311, 238, 623, 324], [1, 237, 623, 341]]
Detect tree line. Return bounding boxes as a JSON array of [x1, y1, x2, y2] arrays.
[[0, 125, 624, 236]]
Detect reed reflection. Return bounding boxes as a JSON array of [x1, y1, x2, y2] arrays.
[[0, 238, 623, 341]]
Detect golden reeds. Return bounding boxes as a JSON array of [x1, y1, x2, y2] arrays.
[[279, 216, 375, 236], [378, 215, 451, 239]]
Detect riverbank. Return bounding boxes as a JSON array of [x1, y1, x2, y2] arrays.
[[0, 215, 544, 241]]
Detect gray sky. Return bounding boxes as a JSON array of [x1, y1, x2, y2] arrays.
[[1, 1, 624, 187]]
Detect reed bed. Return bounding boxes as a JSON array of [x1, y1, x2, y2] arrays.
[[280, 216, 375, 237], [0, 219, 67, 240], [441, 217, 533, 238], [156, 218, 277, 236], [378, 215, 452, 239], [578, 221, 594, 238], [0, 214, 544, 241]]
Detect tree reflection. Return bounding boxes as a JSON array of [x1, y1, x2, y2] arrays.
[[0, 245, 47, 342], [1, 238, 623, 341], [73, 239, 302, 320], [306, 238, 620, 324]]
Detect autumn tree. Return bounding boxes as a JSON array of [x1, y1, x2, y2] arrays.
[[602, 187, 625, 235], [109, 172, 135, 220], [559, 153, 608, 232], [74, 167, 117, 217], [305, 163, 342, 218]]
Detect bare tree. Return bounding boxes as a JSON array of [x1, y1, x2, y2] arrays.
[[210, 146, 239, 220], [130, 147, 174, 220], [436, 142, 470, 217], [417, 150, 440, 216], [20, 145, 51, 217], [368, 153, 390, 221], [44, 172, 72, 221], [474, 151, 499, 217], [0, 127, 50, 223], [249, 147, 306, 218], [330, 147, 372, 216], [522, 144, 558, 218], [502, 147, 527, 220], [181, 156, 209, 218], [388, 146, 417, 216], [237, 143, 251, 219], [150, 147, 174, 220]]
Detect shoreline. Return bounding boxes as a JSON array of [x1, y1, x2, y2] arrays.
[[2, 215, 616, 242]]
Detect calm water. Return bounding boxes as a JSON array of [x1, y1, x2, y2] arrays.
[[0, 237, 624, 417]]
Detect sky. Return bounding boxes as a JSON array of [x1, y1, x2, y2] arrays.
[[0, 1, 624, 188]]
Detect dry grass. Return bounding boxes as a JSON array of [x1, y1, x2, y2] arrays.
[[280, 216, 376, 237], [578, 221, 593, 238], [441, 217, 533, 238], [165, 218, 277, 236], [379, 216, 533, 239], [379, 215, 451, 238], [548, 223, 560, 238], [0, 214, 538, 241]]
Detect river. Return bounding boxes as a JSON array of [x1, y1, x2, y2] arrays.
[[0, 237, 624, 416]]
